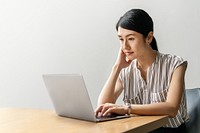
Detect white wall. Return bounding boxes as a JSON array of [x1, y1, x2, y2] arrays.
[[0, 0, 200, 109]]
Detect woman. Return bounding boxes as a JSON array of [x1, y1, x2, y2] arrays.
[[95, 9, 188, 132]]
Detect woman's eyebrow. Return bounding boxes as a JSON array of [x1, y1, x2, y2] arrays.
[[118, 34, 135, 38], [118, 35, 122, 38]]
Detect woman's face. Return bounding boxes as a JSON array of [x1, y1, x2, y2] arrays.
[[117, 27, 149, 61]]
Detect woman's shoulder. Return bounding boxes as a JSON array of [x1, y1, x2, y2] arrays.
[[158, 52, 185, 61], [157, 52, 187, 68]]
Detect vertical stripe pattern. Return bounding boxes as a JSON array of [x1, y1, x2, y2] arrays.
[[120, 52, 189, 128]]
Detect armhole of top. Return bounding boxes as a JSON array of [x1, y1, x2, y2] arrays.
[[175, 60, 188, 70]]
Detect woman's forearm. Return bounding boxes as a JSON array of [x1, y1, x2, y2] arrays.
[[98, 65, 122, 105], [131, 102, 179, 117]]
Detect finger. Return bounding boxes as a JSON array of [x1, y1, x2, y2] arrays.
[[95, 105, 104, 116], [120, 49, 124, 54], [100, 105, 109, 116], [120, 49, 126, 57], [101, 104, 113, 115], [103, 107, 115, 116]]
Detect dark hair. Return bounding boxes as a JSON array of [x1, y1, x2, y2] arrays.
[[116, 9, 158, 51]]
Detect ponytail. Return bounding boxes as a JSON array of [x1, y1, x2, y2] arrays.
[[150, 37, 158, 51]]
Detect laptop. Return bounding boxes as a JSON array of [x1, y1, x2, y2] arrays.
[[42, 74, 129, 122]]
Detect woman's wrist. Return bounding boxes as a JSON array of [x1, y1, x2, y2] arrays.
[[113, 64, 123, 72], [124, 103, 132, 115]]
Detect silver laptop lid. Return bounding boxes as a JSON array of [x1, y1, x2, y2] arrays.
[[43, 74, 96, 122]]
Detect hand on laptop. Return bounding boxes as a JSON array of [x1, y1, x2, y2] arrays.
[[95, 103, 128, 117]]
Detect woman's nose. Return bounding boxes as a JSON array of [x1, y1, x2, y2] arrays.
[[122, 41, 130, 50]]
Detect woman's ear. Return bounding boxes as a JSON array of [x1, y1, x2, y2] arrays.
[[146, 31, 154, 45]]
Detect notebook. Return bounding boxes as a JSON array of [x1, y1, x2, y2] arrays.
[[42, 74, 129, 122]]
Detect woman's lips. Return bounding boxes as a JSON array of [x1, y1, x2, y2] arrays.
[[125, 52, 134, 56]]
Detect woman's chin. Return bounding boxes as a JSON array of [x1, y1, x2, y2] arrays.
[[126, 56, 135, 61]]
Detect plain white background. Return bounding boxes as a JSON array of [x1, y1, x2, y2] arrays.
[[0, 0, 200, 109]]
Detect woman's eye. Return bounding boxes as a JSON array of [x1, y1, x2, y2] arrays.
[[128, 38, 134, 41], [119, 38, 123, 41]]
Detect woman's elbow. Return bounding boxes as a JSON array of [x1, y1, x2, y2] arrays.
[[167, 106, 179, 118], [168, 111, 177, 118]]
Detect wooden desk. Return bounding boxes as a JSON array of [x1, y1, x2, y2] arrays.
[[0, 108, 168, 133]]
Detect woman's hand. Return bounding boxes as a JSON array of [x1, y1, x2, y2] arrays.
[[115, 49, 132, 69], [95, 103, 127, 117]]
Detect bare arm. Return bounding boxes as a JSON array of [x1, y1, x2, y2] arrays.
[[101, 63, 187, 117], [98, 49, 132, 106], [98, 65, 123, 105]]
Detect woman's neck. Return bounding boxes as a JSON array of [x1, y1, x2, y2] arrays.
[[137, 50, 157, 71]]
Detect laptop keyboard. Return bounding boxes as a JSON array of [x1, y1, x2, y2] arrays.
[[96, 114, 121, 119]]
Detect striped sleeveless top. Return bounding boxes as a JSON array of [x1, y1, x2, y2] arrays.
[[119, 52, 189, 128]]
